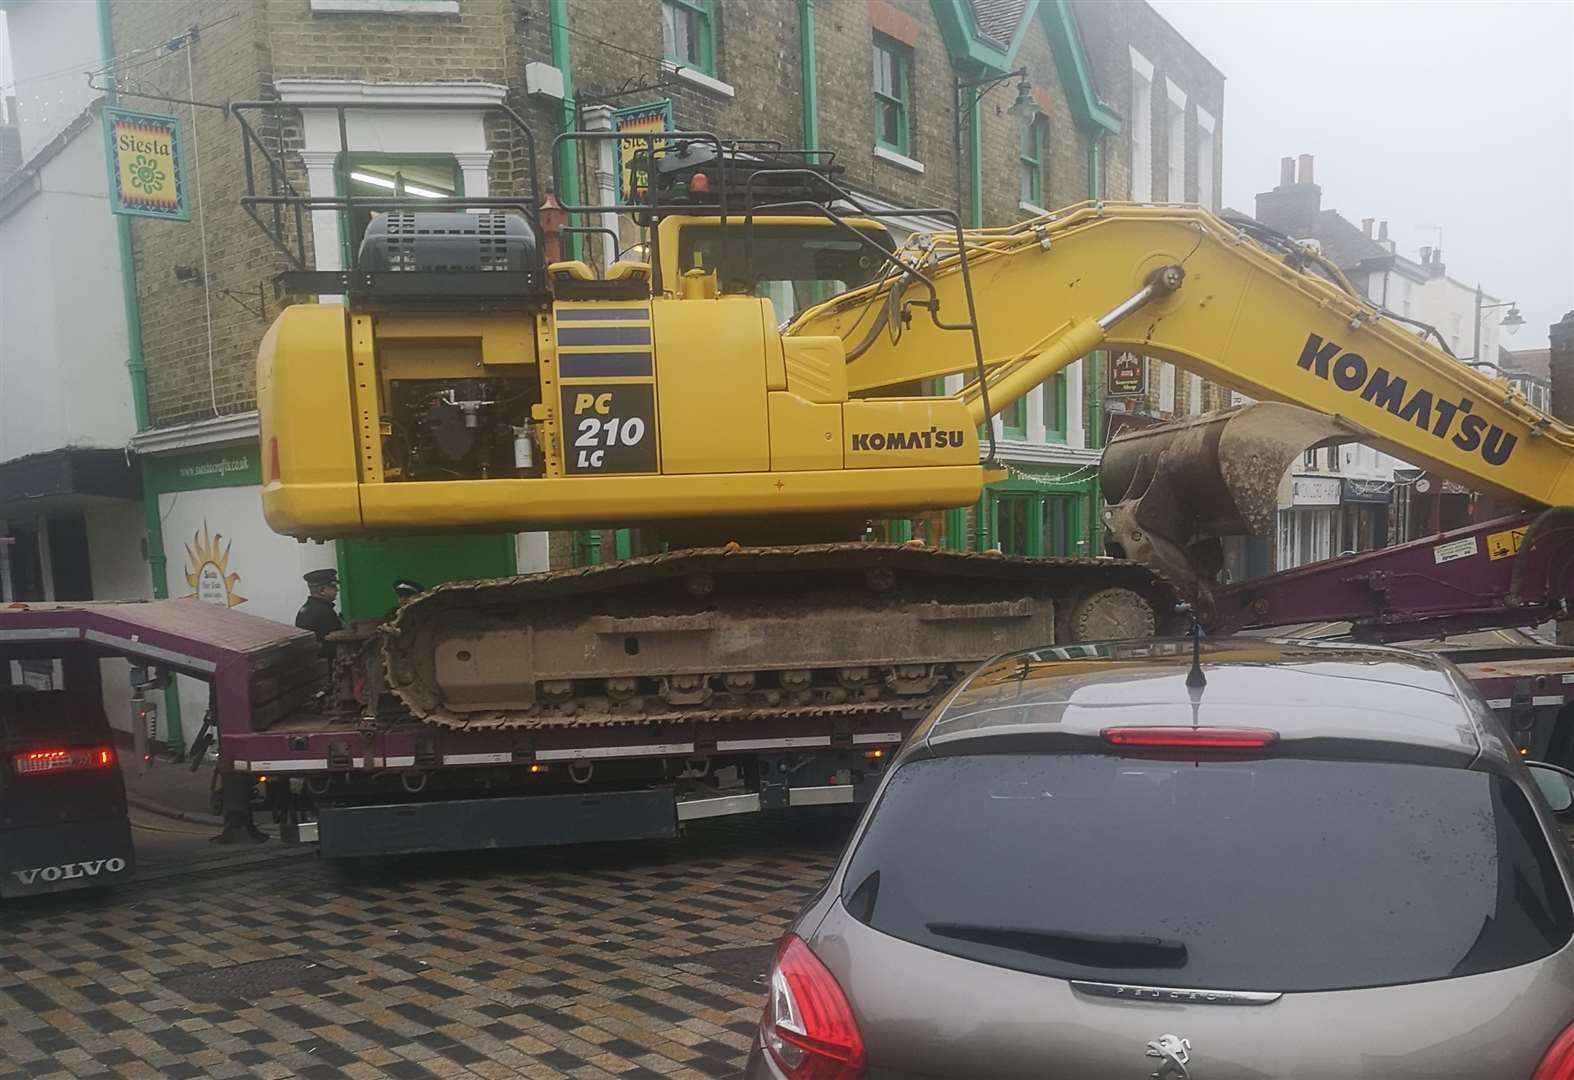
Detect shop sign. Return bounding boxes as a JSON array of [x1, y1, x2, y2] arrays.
[[1290, 476, 1342, 506], [614, 100, 673, 203], [104, 108, 189, 220], [1108, 351, 1147, 397], [1412, 475, 1471, 496], [183, 521, 247, 608], [145, 444, 262, 494], [1341, 478, 1391, 504]]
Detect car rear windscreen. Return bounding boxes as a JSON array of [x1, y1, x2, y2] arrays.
[[840, 754, 1573, 992]]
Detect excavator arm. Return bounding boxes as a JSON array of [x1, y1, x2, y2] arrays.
[[794, 203, 1574, 509], [791, 203, 1574, 611]]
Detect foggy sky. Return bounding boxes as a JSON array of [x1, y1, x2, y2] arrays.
[[1150, 0, 1574, 352]]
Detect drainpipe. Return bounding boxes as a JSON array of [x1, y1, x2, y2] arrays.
[[798, 0, 820, 151], [549, 0, 581, 262], [1084, 132, 1102, 448], [98, 0, 183, 755], [1081, 131, 1105, 557], [968, 92, 984, 228]]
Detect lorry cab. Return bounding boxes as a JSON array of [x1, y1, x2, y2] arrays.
[[0, 674, 134, 899]]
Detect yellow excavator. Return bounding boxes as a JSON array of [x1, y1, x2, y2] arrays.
[[249, 132, 1574, 736]]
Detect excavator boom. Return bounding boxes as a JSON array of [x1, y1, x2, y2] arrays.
[[795, 203, 1574, 511]]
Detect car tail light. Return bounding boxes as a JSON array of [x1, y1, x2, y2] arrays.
[[1102, 726, 1278, 749], [13, 746, 115, 776], [760, 934, 866, 1079], [1533, 1022, 1574, 1079]]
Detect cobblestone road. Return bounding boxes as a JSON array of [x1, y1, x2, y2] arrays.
[[0, 809, 854, 1080]]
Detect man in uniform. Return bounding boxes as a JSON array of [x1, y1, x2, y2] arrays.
[[295, 568, 343, 657], [385, 578, 425, 621]]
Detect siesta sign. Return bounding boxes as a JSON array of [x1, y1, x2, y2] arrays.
[[103, 107, 189, 220]]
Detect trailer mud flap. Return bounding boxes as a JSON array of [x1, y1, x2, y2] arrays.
[[0, 816, 135, 899], [316, 788, 678, 858]]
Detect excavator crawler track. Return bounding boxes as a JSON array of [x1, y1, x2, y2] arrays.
[[380, 544, 1182, 731]]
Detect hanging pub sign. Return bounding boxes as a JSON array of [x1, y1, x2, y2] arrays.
[[614, 100, 673, 204], [103, 107, 189, 221], [1108, 351, 1147, 397]]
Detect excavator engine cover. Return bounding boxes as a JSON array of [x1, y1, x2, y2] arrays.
[[1100, 402, 1364, 610]]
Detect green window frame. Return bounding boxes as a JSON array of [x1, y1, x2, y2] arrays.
[[873, 34, 911, 155], [1042, 371, 1067, 443], [662, 0, 715, 75], [1019, 116, 1046, 207], [999, 396, 1027, 438], [335, 152, 462, 266]]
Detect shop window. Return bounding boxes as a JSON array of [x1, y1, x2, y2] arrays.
[[1019, 115, 1046, 208], [873, 35, 911, 155], [662, 0, 715, 75], [1043, 494, 1075, 555], [996, 495, 1033, 555], [338, 153, 461, 261], [1043, 372, 1067, 442]]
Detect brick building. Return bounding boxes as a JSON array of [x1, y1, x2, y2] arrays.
[[0, 0, 1224, 746]]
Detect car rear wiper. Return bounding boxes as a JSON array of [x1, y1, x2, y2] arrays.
[[925, 923, 1188, 969]]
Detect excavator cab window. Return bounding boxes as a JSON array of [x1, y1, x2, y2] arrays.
[[677, 222, 892, 321]]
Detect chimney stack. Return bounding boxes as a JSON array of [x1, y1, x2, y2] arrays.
[[1256, 153, 1324, 237], [1420, 246, 1431, 266], [1378, 221, 1389, 242], [1362, 218, 1374, 238]]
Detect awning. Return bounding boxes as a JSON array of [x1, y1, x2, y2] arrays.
[[0, 449, 140, 511]]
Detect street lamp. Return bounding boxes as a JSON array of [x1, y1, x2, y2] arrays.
[[1471, 283, 1522, 361], [953, 67, 1039, 225]]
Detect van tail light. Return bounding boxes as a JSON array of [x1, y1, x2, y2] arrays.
[[1102, 726, 1279, 750], [760, 934, 866, 1080], [13, 746, 115, 776], [1532, 1022, 1574, 1079]]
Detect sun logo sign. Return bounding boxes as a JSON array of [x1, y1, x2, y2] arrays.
[[184, 522, 247, 608]]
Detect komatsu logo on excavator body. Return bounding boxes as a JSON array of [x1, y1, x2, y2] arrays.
[[1296, 332, 1518, 467], [851, 428, 967, 452]]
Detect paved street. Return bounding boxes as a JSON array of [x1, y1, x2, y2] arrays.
[[0, 809, 855, 1080]]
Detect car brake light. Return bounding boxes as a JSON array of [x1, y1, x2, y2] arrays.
[[1102, 726, 1278, 749], [13, 746, 115, 776], [760, 934, 866, 1080], [1533, 1022, 1574, 1079]]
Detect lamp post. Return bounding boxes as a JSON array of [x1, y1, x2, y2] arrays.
[[953, 67, 1039, 227], [1471, 282, 1523, 362]]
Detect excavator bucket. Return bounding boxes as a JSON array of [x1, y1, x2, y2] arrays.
[[1100, 402, 1366, 613]]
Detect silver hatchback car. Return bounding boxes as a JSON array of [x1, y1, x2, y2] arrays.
[[746, 638, 1574, 1080]]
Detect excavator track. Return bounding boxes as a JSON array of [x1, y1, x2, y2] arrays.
[[381, 544, 1182, 730]]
